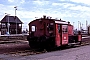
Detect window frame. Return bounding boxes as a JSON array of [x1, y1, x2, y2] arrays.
[[31, 25, 36, 32]]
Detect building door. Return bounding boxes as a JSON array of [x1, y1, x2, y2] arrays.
[[1, 29, 7, 35]]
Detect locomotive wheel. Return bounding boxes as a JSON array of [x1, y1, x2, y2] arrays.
[[45, 37, 55, 51]]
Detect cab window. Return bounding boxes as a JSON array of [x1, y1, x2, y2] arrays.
[[47, 23, 54, 31], [31, 26, 36, 32], [58, 25, 60, 33], [62, 25, 68, 33]]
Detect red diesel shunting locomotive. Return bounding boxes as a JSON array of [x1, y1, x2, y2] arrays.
[[27, 15, 82, 50]]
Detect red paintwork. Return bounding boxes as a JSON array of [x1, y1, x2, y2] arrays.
[[55, 24, 61, 46], [68, 25, 74, 35], [78, 35, 81, 41], [62, 33, 68, 45], [62, 25, 68, 45]]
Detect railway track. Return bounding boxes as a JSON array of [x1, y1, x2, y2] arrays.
[[4, 49, 47, 56], [2, 37, 90, 57]]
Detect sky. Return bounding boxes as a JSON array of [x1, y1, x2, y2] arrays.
[[0, 0, 90, 31]]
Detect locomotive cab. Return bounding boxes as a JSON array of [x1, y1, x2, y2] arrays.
[[55, 22, 69, 47]]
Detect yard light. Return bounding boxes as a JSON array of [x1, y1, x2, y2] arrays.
[[14, 6, 17, 34], [5, 13, 10, 34]]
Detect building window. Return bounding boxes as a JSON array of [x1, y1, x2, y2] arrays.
[[2, 23, 6, 28], [19, 24, 21, 27]]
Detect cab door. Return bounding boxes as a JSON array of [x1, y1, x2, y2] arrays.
[[61, 25, 68, 45], [55, 24, 61, 46]]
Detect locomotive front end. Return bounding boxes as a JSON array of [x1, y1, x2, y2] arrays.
[[27, 16, 56, 50]]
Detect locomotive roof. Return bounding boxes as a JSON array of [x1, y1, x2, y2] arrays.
[[55, 20, 68, 24], [29, 16, 70, 25], [31, 18, 69, 24]]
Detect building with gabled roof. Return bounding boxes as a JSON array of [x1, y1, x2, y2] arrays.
[[1, 16, 23, 35]]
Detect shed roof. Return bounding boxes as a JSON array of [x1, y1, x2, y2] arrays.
[[1, 16, 23, 24]]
